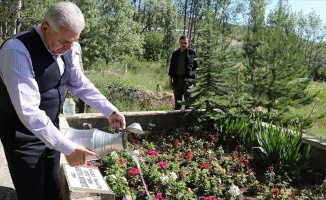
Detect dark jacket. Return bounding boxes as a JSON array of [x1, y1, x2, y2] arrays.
[[0, 29, 72, 139], [168, 48, 198, 80]]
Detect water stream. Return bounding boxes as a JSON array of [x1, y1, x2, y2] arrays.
[[126, 148, 152, 200]]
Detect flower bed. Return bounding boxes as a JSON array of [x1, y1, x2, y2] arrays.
[[88, 124, 325, 200]]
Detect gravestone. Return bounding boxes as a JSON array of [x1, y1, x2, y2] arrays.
[[60, 164, 115, 200]]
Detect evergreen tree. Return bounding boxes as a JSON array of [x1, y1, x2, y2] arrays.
[[242, 0, 321, 127], [186, 7, 245, 121]]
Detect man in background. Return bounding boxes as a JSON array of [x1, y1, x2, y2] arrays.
[[168, 35, 198, 110]]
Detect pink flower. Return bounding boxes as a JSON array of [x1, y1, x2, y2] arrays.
[[85, 161, 92, 166], [122, 195, 132, 200], [145, 149, 159, 157], [128, 168, 140, 175], [155, 191, 164, 200], [158, 161, 168, 169], [203, 196, 217, 200]]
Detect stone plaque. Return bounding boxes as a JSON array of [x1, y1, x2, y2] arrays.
[[63, 164, 109, 190]]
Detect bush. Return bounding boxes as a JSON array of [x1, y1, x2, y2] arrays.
[[143, 32, 164, 61]]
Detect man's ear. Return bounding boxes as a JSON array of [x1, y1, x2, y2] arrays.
[[41, 22, 49, 35]]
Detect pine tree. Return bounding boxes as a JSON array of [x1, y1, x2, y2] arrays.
[[242, 0, 321, 127], [186, 7, 246, 121]]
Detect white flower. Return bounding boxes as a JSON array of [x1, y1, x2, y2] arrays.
[[121, 177, 127, 182], [160, 173, 169, 185], [110, 151, 117, 156], [176, 192, 183, 199], [170, 171, 178, 180], [133, 149, 140, 155], [228, 185, 241, 197], [217, 178, 222, 184], [122, 194, 132, 200], [138, 157, 144, 162], [109, 174, 116, 179]]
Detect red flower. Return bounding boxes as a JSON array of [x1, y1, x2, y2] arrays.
[[273, 187, 280, 198], [128, 168, 140, 175], [187, 136, 192, 141], [174, 139, 181, 149], [119, 158, 125, 164], [131, 137, 137, 143], [201, 162, 211, 169], [186, 151, 193, 160], [179, 172, 185, 180], [158, 161, 168, 169], [232, 154, 237, 160], [210, 135, 216, 141]]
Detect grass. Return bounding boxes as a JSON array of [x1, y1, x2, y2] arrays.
[[85, 61, 326, 140]]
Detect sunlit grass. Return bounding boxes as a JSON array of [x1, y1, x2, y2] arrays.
[[86, 62, 326, 139]]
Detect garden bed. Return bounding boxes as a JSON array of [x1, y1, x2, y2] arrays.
[[94, 124, 325, 200], [62, 112, 326, 199]]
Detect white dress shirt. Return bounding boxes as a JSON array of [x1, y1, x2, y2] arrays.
[[0, 25, 117, 155]]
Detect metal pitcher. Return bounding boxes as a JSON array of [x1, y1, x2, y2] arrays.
[[65, 123, 143, 161]]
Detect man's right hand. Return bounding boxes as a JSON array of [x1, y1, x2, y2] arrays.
[[65, 145, 95, 166]]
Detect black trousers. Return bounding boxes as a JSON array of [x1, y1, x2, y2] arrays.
[[173, 78, 191, 110], [1, 131, 61, 200]]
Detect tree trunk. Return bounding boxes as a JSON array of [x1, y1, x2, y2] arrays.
[[12, 0, 22, 35]]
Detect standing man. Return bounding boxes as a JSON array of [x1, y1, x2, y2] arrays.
[[168, 35, 198, 110], [0, 2, 125, 200]]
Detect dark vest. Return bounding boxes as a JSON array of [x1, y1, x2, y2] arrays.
[[0, 29, 72, 137]]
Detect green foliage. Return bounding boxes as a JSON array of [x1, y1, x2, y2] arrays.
[[242, 0, 320, 128], [162, 0, 179, 66], [187, 7, 246, 122], [143, 32, 164, 61], [252, 121, 311, 175], [214, 115, 251, 150], [214, 115, 311, 177]]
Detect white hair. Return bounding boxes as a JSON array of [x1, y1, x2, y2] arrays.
[[43, 1, 85, 33]]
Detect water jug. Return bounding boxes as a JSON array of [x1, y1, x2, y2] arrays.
[[63, 98, 76, 116], [64, 123, 143, 161]]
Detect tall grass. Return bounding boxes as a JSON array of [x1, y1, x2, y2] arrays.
[[85, 61, 326, 139], [85, 60, 174, 112]]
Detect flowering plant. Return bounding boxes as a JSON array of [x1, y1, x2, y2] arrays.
[[96, 124, 325, 200]]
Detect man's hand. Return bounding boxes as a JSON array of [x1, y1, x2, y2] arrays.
[[108, 110, 126, 130], [66, 145, 95, 166]]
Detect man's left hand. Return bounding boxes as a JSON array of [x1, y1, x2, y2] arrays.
[[108, 110, 126, 130]]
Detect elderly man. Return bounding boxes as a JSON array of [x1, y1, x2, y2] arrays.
[[0, 2, 125, 199]]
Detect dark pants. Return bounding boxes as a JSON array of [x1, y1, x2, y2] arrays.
[[1, 131, 61, 200], [173, 78, 191, 110]]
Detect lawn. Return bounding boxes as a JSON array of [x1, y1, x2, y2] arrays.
[[85, 62, 326, 140]]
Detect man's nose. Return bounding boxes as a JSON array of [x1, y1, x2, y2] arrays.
[[65, 42, 75, 51]]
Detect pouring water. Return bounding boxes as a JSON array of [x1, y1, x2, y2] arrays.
[[65, 122, 152, 199]]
